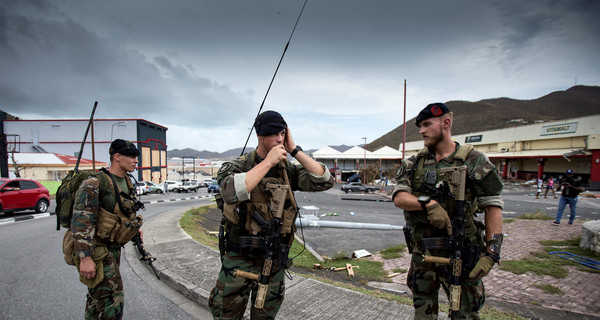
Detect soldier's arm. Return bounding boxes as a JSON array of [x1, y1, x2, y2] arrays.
[[71, 176, 100, 258], [71, 176, 100, 279], [483, 206, 503, 253]]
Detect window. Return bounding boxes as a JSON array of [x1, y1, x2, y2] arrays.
[[20, 181, 38, 190], [52, 125, 61, 130]]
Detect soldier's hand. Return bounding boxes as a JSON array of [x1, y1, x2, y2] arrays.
[[265, 145, 288, 167], [468, 255, 495, 280], [80, 256, 97, 279], [284, 128, 296, 153], [426, 202, 452, 235]]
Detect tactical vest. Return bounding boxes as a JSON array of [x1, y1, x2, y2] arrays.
[[94, 170, 143, 245], [406, 144, 483, 249], [222, 151, 297, 243]]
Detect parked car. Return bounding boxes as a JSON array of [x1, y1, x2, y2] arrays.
[[165, 180, 181, 192], [207, 180, 220, 193], [176, 181, 199, 193], [0, 178, 50, 214], [146, 181, 164, 194], [135, 181, 150, 195], [340, 182, 378, 193]]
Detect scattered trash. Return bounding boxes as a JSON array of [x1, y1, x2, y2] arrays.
[[350, 212, 357, 215], [352, 249, 371, 258], [312, 263, 323, 269], [323, 212, 339, 216], [330, 264, 359, 276], [386, 272, 402, 278]]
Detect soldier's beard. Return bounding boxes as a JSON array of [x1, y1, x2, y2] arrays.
[[424, 130, 444, 148]]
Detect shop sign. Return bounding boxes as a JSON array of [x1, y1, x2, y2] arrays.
[[541, 122, 577, 136], [465, 135, 482, 143]]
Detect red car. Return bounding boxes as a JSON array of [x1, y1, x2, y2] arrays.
[[0, 178, 51, 214]]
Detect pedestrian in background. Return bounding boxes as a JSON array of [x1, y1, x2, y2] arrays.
[[536, 177, 544, 199], [164, 180, 169, 195], [554, 169, 584, 225], [544, 176, 556, 199]]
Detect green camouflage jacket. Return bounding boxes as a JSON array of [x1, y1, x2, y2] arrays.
[[393, 142, 504, 213], [217, 151, 334, 205], [71, 172, 129, 258]]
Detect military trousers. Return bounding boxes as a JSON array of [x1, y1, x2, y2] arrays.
[[85, 246, 124, 320], [407, 253, 485, 320], [209, 251, 286, 320]]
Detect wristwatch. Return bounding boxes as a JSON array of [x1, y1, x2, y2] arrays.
[[417, 195, 431, 211], [291, 145, 302, 157]]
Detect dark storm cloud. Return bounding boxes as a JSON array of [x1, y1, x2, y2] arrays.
[[0, 0, 254, 126]]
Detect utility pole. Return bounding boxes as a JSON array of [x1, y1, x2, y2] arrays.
[[363, 137, 367, 183], [402, 79, 406, 159]]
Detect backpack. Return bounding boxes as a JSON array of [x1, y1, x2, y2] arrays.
[[55, 170, 107, 230]]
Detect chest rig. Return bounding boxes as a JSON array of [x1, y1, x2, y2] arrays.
[[95, 169, 144, 245], [407, 144, 480, 240], [221, 152, 298, 249]]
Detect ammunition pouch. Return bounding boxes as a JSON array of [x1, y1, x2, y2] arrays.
[[74, 244, 109, 288], [96, 207, 143, 245], [62, 230, 76, 266], [238, 235, 291, 269]]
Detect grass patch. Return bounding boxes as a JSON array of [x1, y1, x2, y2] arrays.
[[503, 218, 515, 224], [518, 210, 553, 220], [380, 244, 407, 259], [501, 237, 600, 277], [40, 181, 61, 195], [532, 283, 563, 295], [179, 205, 219, 250], [290, 241, 388, 281], [393, 267, 407, 273], [500, 258, 569, 278]]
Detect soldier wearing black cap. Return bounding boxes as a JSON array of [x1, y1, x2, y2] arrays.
[[209, 110, 334, 320], [71, 139, 143, 319], [392, 103, 504, 319]]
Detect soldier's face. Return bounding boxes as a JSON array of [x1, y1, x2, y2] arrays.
[[117, 154, 139, 172], [258, 129, 286, 152], [419, 118, 443, 147]]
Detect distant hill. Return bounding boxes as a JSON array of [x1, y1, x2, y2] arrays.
[[368, 85, 600, 151], [168, 85, 600, 158]]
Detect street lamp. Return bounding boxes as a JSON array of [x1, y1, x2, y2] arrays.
[[111, 121, 126, 141], [363, 137, 367, 183]]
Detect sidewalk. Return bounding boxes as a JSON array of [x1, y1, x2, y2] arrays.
[[138, 205, 599, 320]]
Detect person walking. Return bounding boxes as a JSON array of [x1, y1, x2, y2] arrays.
[[554, 170, 584, 225], [392, 103, 504, 319], [208, 110, 334, 319], [536, 177, 544, 199], [544, 176, 556, 199], [71, 139, 144, 319]]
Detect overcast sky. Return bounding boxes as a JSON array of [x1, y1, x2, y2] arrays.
[[1, 0, 599, 152]]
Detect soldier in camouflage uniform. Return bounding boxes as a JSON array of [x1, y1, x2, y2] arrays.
[[392, 103, 504, 319], [209, 110, 334, 320], [72, 139, 142, 320]]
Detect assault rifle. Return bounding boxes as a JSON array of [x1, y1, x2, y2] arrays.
[[234, 179, 292, 309], [422, 165, 479, 312], [132, 232, 160, 279]]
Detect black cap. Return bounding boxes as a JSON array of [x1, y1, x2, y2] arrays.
[[109, 139, 140, 156], [415, 102, 451, 127], [254, 110, 287, 136]]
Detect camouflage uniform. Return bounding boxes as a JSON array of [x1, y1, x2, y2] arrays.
[[72, 172, 131, 320], [392, 142, 503, 319], [209, 151, 334, 320]]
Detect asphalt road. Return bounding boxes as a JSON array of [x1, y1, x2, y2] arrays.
[[0, 193, 213, 320]]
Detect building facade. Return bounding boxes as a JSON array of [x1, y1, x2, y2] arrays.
[[2, 117, 168, 182]]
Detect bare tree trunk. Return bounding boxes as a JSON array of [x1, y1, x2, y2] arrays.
[[9, 151, 20, 177]]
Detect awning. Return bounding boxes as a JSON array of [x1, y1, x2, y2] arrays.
[[486, 148, 590, 159]]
